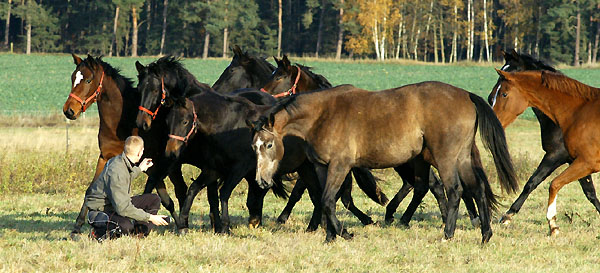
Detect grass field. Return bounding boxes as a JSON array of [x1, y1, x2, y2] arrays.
[[2, 54, 600, 272]]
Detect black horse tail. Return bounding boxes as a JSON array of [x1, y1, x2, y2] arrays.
[[471, 145, 500, 212], [352, 168, 389, 206], [469, 92, 519, 194], [270, 178, 290, 199]]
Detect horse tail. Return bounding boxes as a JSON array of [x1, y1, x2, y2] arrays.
[[468, 92, 519, 194], [270, 178, 290, 199], [471, 145, 500, 212], [352, 168, 389, 206]]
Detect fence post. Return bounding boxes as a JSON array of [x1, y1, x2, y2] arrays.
[[65, 118, 70, 155]]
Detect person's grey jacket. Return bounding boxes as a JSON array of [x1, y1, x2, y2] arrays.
[[84, 152, 150, 222]]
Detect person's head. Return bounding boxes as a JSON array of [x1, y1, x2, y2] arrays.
[[124, 136, 145, 163]]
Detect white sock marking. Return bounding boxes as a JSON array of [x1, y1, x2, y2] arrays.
[[547, 198, 557, 220]]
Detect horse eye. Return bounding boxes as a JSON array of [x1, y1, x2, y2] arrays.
[[502, 93, 508, 97], [267, 143, 273, 149], [86, 79, 92, 84], [183, 120, 189, 125]]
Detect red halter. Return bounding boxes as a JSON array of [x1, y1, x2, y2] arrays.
[[168, 100, 197, 144], [138, 77, 166, 120], [261, 66, 301, 98], [68, 71, 104, 112]]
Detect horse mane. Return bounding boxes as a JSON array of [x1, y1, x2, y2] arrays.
[[540, 71, 600, 101], [147, 56, 212, 98], [515, 52, 559, 73], [295, 64, 332, 89], [83, 55, 137, 97]]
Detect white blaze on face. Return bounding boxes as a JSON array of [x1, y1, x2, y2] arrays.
[[492, 84, 501, 107], [73, 71, 84, 88], [547, 198, 557, 220]]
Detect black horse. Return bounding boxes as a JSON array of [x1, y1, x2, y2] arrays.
[[135, 57, 387, 232], [488, 50, 600, 224], [210, 47, 388, 226]]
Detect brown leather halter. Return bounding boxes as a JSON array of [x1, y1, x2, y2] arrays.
[[138, 77, 166, 120], [69, 71, 104, 112], [261, 66, 301, 98], [168, 100, 197, 144]]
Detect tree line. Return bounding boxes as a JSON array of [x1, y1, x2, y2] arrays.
[[2, 0, 599, 65]]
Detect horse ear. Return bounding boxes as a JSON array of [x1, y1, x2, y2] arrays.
[[232, 45, 242, 56], [501, 50, 511, 61], [495, 68, 509, 80], [273, 56, 281, 66], [135, 61, 146, 74], [72, 53, 82, 65], [510, 49, 519, 58], [245, 119, 255, 130], [282, 55, 291, 68], [268, 113, 276, 129]]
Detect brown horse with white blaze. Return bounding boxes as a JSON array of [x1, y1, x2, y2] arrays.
[[251, 83, 518, 243], [493, 69, 600, 236]]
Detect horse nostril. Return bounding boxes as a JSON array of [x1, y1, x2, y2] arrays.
[[142, 122, 149, 131], [64, 108, 75, 119]]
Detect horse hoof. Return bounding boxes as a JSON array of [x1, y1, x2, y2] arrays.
[[306, 225, 319, 233], [471, 217, 481, 228], [69, 232, 81, 241], [361, 218, 375, 226], [399, 220, 410, 229], [177, 228, 189, 235], [325, 235, 336, 243], [341, 229, 354, 240], [276, 215, 289, 224], [499, 213, 513, 225], [384, 217, 395, 225], [549, 227, 560, 237], [248, 219, 261, 229], [481, 231, 492, 244]]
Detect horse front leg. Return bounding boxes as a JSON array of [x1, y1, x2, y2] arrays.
[[178, 169, 218, 234], [316, 162, 351, 243]]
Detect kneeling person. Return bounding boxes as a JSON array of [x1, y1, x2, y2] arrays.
[[84, 136, 168, 240]]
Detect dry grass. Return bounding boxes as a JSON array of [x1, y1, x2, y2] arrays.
[[1, 119, 600, 272]]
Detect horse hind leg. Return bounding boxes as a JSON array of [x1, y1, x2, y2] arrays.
[[385, 164, 415, 224], [576, 175, 600, 214], [338, 173, 374, 226], [500, 151, 564, 225], [397, 163, 430, 227], [458, 159, 492, 244]]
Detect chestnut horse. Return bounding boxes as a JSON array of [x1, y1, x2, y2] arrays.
[[489, 50, 600, 225], [494, 69, 600, 236], [261, 55, 482, 227], [62, 54, 190, 236], [251, 83, 518, 243]]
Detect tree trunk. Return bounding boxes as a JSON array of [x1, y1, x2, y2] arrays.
[[451, 3, 457, 63], [335, 0, 344, 60], [535, 5, 541, 56], [433, 24, 438, 63], [222, 27, 228, 58], [25, 11, 30, 54], [396, 17, 403, 59], [131, 6, 138, 57], [4, 0, 11, 46], [413, 27, 421, 60], [574, 2, 580, 66], [593, 19, 600, 63], [373, 19, 380, 60], [315, 0, 326, 57], [203, 32, 210, 59], [409, 2, 418, 60], [109, 6, 119, 57], [483, 0, 490, 62], [466, 0, 471, 61], [277, 0, 282, 57], [145, 0, 151, 53], [439, 9, 445, 63], [159, 0, 168, 55], [423, 0, 433, 62]]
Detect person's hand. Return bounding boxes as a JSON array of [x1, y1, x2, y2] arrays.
[[139, 158, 153, 172], [149, 214, 169, 226]]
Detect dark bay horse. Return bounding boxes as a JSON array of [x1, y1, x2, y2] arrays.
[[251, 83, 518, 243], [212, 45, 276, 93], [261, 55, 481, 227], [135, 57, 292, 232], [493, 69, 600, 236], [488, 50, 600, 225], [62, 54, 190, 236], [211, 48, 387, 227]]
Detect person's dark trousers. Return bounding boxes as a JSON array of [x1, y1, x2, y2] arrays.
[[107, 193, 161, 236]]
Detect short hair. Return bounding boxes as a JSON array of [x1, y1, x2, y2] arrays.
[[124, 136, 144, 156]]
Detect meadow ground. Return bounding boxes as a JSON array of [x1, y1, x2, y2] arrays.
[[1, 54, 600, 272]]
